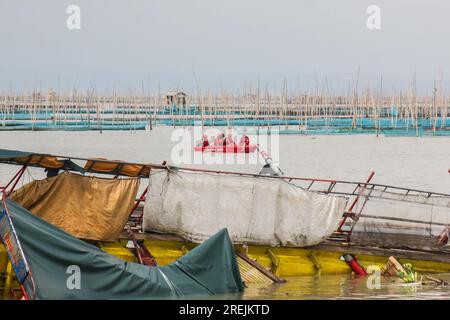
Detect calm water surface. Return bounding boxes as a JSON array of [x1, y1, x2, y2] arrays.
[[243, 274, 450, 300], [1, 127, 449, 191]]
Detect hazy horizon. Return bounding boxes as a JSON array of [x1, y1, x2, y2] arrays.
[[1, 0, 450, 94]]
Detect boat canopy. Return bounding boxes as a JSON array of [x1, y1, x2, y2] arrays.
[[1, 199, 244, 299], [0, 148, 167, 177], [0, 149, 85, 173]]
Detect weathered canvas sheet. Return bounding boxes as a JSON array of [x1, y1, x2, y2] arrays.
[[143, 170, 347, 247], [11, 172, 139, 241]]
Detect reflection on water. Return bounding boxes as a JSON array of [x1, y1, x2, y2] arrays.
[[242, 274, 450, 300], [3, 274, 450, 300]]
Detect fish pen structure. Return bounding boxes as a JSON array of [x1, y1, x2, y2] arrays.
[[0, 87, 449, 135]]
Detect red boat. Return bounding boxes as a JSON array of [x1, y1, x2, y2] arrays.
[[194, 145, 257, 153]]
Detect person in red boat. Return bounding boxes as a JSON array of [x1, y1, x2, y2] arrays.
[[214, 133, 225, 146], [225, 133, 235, 146], [239, 133, 250, 146], [225, 133, 238, 152], [239, 133, 250, 153], [201, 134, 210, 147]]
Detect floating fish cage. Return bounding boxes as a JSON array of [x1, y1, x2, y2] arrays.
[[1, 92, 450, 134], [0, 121, 148, 131]]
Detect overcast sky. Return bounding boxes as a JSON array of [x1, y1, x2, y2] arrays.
[[1, 0, 449, 94]]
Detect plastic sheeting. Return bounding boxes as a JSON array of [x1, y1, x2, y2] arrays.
[[143, 170, 348, 247], [10, 172, 139, 241], [1, 199, 243, 300]]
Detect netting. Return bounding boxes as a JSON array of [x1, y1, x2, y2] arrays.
[[351, 188, 450, 250]]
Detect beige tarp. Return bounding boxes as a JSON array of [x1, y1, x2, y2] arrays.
[[10, 172, 140, 241]]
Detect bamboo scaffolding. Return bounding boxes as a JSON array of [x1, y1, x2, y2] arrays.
[[0, 79, 449, 134]]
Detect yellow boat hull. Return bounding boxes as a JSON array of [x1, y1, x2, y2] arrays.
[[2, 239, 450, 298]]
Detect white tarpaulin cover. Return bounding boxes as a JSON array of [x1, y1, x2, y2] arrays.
[[143, 170, 348, 247]]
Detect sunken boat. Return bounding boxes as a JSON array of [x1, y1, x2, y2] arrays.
[[0, 148, 450, 299]]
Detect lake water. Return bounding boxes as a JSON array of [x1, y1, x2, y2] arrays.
[[0, 128, 449, 300], [1, 127, 449, 192], [242, 274, 450, 300]]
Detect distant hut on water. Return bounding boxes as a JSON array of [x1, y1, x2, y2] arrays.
[[165, 90, 187, 107]]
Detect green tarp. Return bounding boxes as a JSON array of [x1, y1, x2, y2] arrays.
[[0, 149, 33, 159], [1, 199, 243, 299]]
